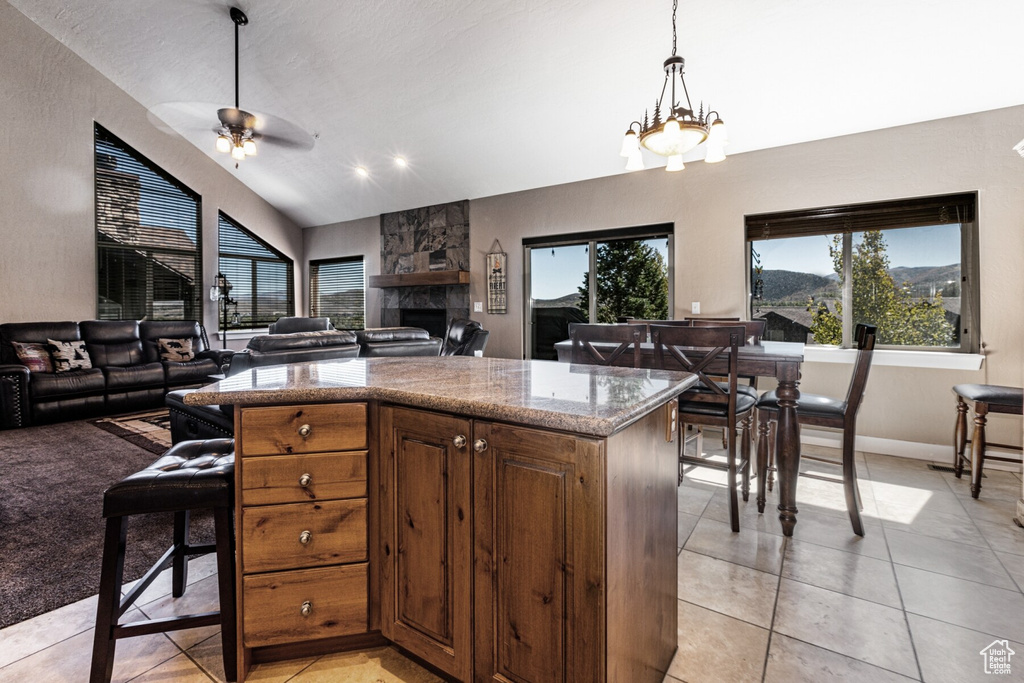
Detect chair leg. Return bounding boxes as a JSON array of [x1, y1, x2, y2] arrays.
[[767, 420, 777, 492], [90, 516, 127, 683], [756, 412, 770, 514], [741, 413, 752, 502], [727, 424, 740, 533], [953, 396, 968, 478], [172, 510, 190, 598], [214, 506, 238, 682], [970, 404, 988, 499], [841, 431, 865, 537]]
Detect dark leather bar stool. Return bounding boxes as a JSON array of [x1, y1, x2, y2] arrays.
[[90, 439, 237, 683], [952, 384, 1024, 499]]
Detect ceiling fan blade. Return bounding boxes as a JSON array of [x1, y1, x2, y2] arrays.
[[248, 111, 317, 151], [148, 101, 221, 135]]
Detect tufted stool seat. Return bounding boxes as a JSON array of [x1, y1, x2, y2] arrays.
[[952, 384, 1023, 499], [90, 439, 237, 682]]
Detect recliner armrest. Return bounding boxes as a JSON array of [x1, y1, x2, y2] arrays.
[[0, 364, 30, 429], [223, 351, 253, 377], [196, 348, 235, 368]]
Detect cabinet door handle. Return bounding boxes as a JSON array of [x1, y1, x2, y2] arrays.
[[473, 439, 488, 453], [298, 473, 312, 487], [300, 600, 312, 617], [453, 434, 467, 448], [299, 530, 312, 545], [298, 424, 312, 439]]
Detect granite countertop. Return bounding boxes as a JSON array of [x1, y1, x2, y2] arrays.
[[184, 356, 696, 437]]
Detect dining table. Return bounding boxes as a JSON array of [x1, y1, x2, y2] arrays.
[[554, 339, 806, 536]]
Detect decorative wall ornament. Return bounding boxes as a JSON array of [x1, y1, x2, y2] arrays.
[[487, 240, 507, 314]]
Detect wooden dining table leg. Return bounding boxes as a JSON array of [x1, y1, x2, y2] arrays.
[[774, 361, 802, 537]]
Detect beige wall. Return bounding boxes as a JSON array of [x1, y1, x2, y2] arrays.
[[0, 1, 303, 335], [466, 106, 1024, 448], [303, 216, 382, 329]]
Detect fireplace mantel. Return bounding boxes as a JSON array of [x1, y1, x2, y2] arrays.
[[369, 270, 470, 288]]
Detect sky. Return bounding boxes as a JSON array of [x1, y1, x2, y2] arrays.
[[751, 224, 961, 276], [530, 238, 669, 300]]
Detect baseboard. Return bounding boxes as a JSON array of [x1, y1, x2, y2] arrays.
[[800, 429, 1024, 473]]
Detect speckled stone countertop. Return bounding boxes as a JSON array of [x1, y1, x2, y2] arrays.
[[185, 356, 696, 437]]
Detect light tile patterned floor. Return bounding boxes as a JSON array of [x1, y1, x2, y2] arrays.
[[1, 441, 1022, 682]]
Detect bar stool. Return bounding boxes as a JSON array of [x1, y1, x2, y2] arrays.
[[952, 384, 1024, 499], [90, 439, 237, 683]]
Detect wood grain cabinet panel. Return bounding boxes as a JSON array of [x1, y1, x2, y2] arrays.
[[241, 451, 367, 506], [241, 499, 367, 573], [240, 403, 367, 456]]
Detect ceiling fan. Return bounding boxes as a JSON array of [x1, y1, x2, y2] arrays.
[[149, 6, 315, 166]]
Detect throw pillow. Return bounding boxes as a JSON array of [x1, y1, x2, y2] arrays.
[[11, 341, 54, 373], [47, 339, 92, 372], [158, 337, 195, 362]]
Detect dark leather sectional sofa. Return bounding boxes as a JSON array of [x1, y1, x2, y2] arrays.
[[0, 320, 232, 426]]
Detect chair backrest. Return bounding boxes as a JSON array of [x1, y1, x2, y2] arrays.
[[844, 323, 878, 417], [651, 324, 746, 421], [440, 318, 489, 356], [689, 318, 766, 345], [568, 323, 645, 368]]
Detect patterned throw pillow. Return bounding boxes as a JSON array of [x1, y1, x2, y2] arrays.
[[158, 337, 195, 362], [46, 339, 92, 373], [11, 341, 54, 373]]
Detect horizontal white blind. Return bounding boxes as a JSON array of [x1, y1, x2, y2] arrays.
[[310, 257, 365, 330], [218, 212, 294, 329]]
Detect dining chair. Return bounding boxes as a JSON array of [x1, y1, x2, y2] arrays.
[[754, 323, 877, 536], [652, 324, 754, 532], [568, 323, 645, 367]]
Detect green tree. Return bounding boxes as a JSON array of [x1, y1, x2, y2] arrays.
[[810, 231, 954, 346], [578, 241, 669, 323]]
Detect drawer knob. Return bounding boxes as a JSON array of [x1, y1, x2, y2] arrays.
[[300, 600, 312, 617], [474, 439, 488, 453], [298, 473, 312, 488], [453, 434, 467, 449], [298, 424, 312, 439], [299, 530, 312, 545]]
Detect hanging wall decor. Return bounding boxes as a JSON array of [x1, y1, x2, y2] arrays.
[[486, 240, 507, 314]]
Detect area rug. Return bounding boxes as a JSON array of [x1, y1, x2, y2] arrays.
[[0, 419, 212, 629], [89, 409, 173, 455]]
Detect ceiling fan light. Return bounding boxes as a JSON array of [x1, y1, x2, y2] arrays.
[[619, 130, 639, 157], [666, 154, 685, 172], [625, 149, 645, 172], [216, 135, 232, 154], [231, 144, 246, 161], [242, 138, 257, 156], [356, 166, 369, 178], [394, 156, 408, 167]]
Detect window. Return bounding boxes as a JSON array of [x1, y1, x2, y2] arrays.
[[95, 124, 201, 320], [747, 193, 978, 351], [217, 212, 295, 329], [523, 225, 673, 359], [310, 257, 365, 330]]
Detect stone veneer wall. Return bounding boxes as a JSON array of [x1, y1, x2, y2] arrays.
[[379, 200, 470, 327]]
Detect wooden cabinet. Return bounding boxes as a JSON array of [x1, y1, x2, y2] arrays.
[[379, 406, 473, 681]]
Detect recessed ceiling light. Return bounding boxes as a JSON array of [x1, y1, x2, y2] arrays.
[[355, 166, 369, 178], [394, 156, 408, 167]]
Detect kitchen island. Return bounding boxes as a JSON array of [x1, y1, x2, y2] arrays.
[[186, 356, 695, 682]]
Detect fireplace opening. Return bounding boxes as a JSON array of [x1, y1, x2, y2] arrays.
[[400, 309, 447, 339]]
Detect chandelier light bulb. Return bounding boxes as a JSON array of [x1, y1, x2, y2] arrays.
[[665, 154, 685, 172], [242, 138, 257, 156], [619, 130, 639, 157], [216, 135, 232, 154], [231, 144, 246, 161], [625, 149, 645, 172]]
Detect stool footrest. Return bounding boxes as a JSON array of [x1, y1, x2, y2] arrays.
[[114, 612, 221, 639]]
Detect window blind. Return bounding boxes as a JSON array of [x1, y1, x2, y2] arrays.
[[310, 257, 365, 330], [94, 124, 202, 321], [218, 212, 295, 329], [745, 193, 976, 241]]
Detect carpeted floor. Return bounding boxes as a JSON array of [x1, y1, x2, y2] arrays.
[[0, 417, 213, 628]]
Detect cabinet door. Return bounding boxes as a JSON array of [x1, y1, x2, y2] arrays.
[[380, 406, 472, 680], [473, 420, 605, 683]]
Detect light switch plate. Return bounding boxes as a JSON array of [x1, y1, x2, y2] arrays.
[[691, 301, 700, 314], [474, 302, 483, 312]]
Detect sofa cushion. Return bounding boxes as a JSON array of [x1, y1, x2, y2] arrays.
[[30, 368, 106, 399], [11, 341, 54, 373], [48, 339, 93, 372], [356, 327, 431, 344], [140, 321, 206, 363], [159, 338, 195, 362], [80, 320, 144, 367], [269, 317, 334, 334], [0, 321, 80, 364], [360, 339, 443, 357], [165, 358, 221, 386], [103, 362, 166, 390], [247, 330, 357, 353]]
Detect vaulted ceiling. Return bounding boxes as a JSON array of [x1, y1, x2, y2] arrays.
[[10, 0, 1024, 227]]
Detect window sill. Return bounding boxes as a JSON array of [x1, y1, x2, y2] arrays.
[[803, 345, 984, 371]]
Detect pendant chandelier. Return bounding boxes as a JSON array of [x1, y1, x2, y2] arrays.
[[620, 0, 727, 172]]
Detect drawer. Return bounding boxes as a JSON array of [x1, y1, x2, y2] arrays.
[[241, 499, 367, 574], [241, 451, 367, 506], [243, 563, 368, 648], [240, 403, 367, 456]]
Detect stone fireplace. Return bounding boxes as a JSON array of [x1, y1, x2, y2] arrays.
[[378, 200, 470, 330]]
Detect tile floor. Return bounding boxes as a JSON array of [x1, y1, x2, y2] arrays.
[[1, 442, 1022, 682]]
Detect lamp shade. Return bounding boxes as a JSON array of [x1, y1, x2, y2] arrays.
[[665, 155, 685, 172], [242, 139, 257, 156], [619, 130, 639, 157], [216, 135, 232, 153], [625, 149, 645, 171], [231, 144, 246, 161]]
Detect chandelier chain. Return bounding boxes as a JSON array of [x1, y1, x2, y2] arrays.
[[671, 0, 678, 56]]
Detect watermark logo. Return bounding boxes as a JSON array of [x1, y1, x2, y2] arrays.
[[980, 640, 1015, 675]]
